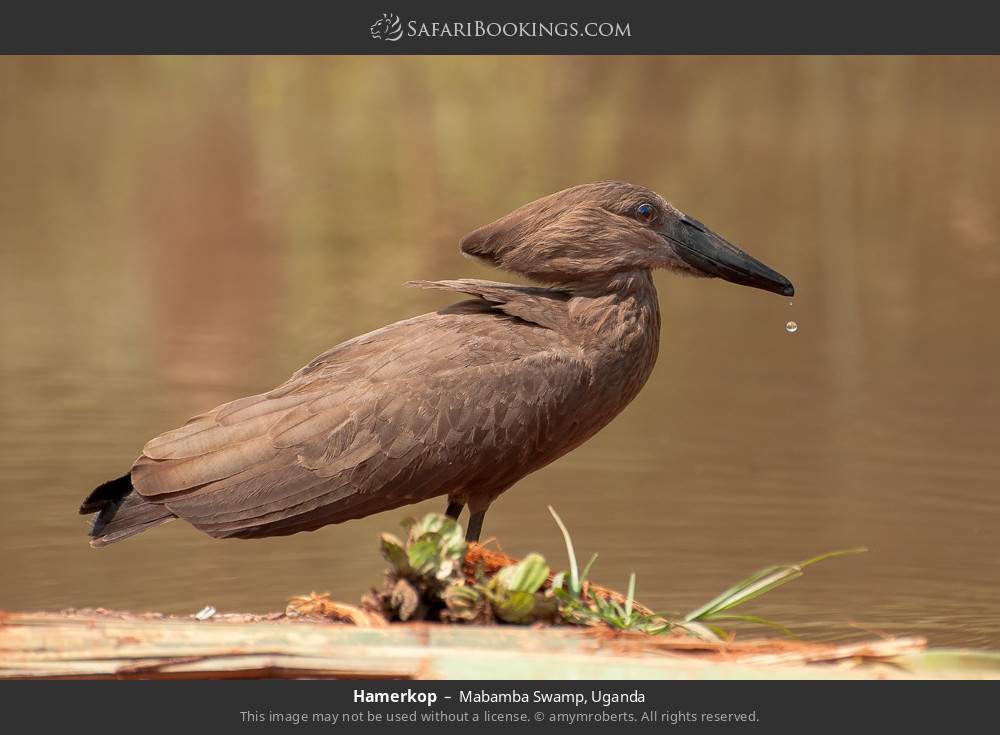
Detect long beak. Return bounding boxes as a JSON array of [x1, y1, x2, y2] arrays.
[[660, 215, 795, 297]]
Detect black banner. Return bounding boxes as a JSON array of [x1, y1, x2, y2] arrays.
[[1, 0, 999, 53], [1, 680, 992, 732]]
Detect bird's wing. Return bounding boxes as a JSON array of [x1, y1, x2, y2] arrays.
[[131, 301, 588, 539], [407, 279, 572, 331]]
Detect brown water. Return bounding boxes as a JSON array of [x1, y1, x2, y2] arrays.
[[1, 57, 998, 647]]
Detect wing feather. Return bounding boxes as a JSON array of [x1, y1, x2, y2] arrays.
[[130, 283, 585, 539]]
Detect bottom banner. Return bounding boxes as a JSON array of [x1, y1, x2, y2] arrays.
[[0, 680, 989, 732]]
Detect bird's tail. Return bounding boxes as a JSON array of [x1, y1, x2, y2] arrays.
[[79, 473, 175, 547]]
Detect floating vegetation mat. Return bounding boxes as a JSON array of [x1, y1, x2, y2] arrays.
[[291, 508, 867, 642], [3, 509, 999, 678]]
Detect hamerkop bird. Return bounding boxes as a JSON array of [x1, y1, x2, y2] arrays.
[[80, 182, 794, 546]]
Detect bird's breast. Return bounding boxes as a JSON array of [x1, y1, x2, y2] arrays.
[[570, 280, 662, 413], [530, 286, 661, 466]]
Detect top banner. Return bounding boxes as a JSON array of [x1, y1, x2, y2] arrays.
[[2, 0, 1000, 54]]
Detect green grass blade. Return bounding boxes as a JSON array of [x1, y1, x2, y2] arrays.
[[685, 548, 867, 622], [684, 564, 788, 620], [548, 505, 579, 595], [624, 572, 636, 619], [798, 547, 867, 568], [684, 565, 791, 621], [701, 567, 804, 617], [580, 553, 599, 584]]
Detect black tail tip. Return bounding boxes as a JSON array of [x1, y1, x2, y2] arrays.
[[80, 473, 133, 515]]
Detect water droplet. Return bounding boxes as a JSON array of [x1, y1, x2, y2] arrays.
[[785, 321, 798, 334]]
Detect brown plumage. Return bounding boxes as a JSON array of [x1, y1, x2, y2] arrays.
[[80, 181, 794, 546]]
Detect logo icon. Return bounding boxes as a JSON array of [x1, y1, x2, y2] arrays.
[[370, 13, 403, 42]]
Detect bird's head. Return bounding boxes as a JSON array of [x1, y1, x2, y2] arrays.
[[460, 181, 794, 297]]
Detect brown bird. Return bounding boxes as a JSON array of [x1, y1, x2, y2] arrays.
[[80, 181, 793, 546]]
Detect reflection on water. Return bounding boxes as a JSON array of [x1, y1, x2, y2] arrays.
[[1, 57, 998, 647]]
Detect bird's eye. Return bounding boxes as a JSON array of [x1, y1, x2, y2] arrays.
[[636, 203, 655, 222]]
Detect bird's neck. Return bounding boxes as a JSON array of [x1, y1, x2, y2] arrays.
[[566, 270, 661, 353]]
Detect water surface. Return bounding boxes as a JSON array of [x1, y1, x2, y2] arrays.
[[1, 57, 998, 647]]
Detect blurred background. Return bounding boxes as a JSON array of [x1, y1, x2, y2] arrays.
[[1, 56, 998, 646]]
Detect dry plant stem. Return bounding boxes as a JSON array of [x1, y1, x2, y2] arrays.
[[286, 593, 388, 627]]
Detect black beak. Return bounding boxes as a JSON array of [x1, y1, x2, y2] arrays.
[[660, 215, 795, 297]]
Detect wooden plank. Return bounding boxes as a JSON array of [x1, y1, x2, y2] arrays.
[[1, 611, 992, 680]]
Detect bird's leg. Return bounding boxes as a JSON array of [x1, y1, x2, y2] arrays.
[[465, 509, 486, 543], [444, 500, 464, 520]]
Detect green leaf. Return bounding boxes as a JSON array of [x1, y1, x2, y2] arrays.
[[409, 513, 466, 559], [444, 583, 480, 605], [442, 583, 485, 622], [494, 590, 538, 623], [496, 553, 549, 594], [379, 533, 409, 572], [406, 538, 439, 576], [410, 513, 447, 536], [390, 513, 468, 584]]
